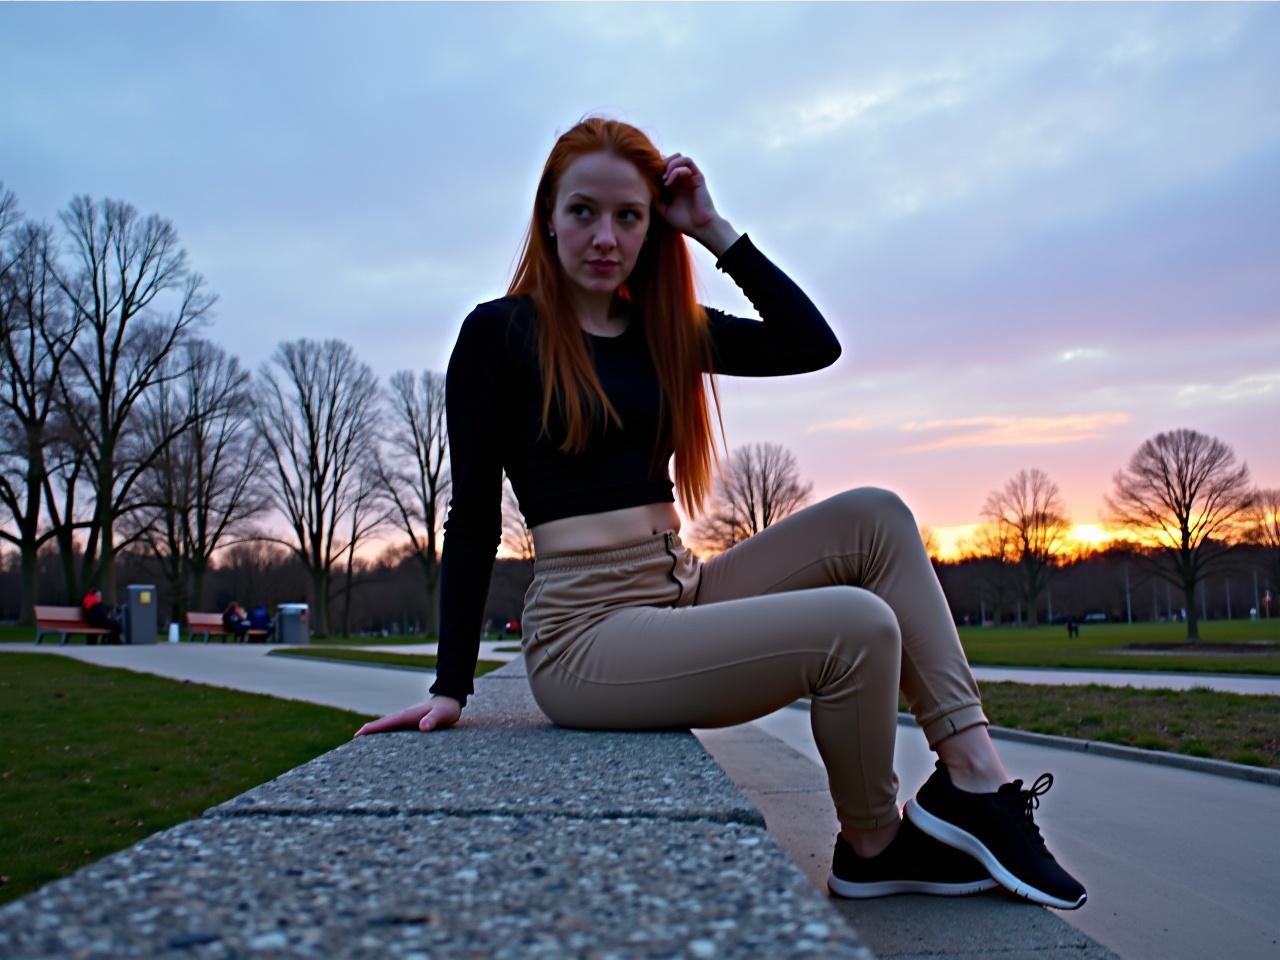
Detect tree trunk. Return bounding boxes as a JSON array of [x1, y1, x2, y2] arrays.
[[309, 569, 329, 637], [424, 575, 440, 638], [1184, 583, 1200, 642], [416, 553, 440, 637], [19, 543, 38, 626], [190, 562, 207, 613], [341, 559, 354, 639], [53, 513, 80, 604]]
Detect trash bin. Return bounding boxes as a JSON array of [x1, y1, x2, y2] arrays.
[[123, 585, 157, 645], [277, 603, 310, 645]]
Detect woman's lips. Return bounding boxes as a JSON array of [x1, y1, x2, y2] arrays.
[[587, 260, 618, 274]]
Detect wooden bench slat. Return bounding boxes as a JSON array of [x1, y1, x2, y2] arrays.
[[34, 605, 114, 646], [187, 611, 274, 643]]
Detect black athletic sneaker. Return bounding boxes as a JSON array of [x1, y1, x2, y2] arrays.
[[905, 761, 1087, 910], [827, 815, 998, 899]]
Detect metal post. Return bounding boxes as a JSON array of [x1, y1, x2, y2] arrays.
[[1254, 569, 1261, 618], [1125, 565, 1133, 624], [1225, 578, 1232, 621]]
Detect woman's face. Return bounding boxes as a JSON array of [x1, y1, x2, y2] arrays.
[[547, 151, 652, 304]]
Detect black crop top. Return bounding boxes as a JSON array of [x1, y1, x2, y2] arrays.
[[429, 233, 841, 705]]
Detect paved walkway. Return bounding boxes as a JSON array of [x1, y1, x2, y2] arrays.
[[360, 642, 1280, 696], [970, 665, 1280, 696], [738, 707, 1280, 960], [5, 642, 1278, 959]]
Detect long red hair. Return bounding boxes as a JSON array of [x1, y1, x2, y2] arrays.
[[508, 118, 723, 516]]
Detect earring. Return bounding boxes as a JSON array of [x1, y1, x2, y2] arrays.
[[548, 229, 556, 238]]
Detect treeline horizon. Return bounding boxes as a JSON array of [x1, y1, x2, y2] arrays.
[[3, 186, 1277, 640], [2, 535, 1276, 635]]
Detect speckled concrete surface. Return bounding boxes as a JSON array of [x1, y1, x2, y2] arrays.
[[209, 664, 762, 825], [0, 655, 869, 958], [0, 814, 871, 959], [209, 727, 762, 825]]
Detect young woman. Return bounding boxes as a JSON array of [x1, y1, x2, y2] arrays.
[[355, 118, 1086, 910]]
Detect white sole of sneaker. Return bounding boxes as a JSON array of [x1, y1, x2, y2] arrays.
[[904, 799, 1086, 910], [826, 874, 999, 899]]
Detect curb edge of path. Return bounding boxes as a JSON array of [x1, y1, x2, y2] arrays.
[[976, 718, 1280, 787], [783, 701, 1280, 788]]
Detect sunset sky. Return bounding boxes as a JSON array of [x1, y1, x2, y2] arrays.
[[2, 3, 1277, 558]]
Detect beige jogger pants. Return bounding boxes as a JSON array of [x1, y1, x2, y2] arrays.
[[521, 487, 987, 829]]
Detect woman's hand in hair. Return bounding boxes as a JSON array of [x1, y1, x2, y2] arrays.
[[352, 696, 462, 738], [657, 153, 739, 257]]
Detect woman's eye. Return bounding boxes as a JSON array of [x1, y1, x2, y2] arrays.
[[619, 210, 642, 222], [570, 204, 592, 218]]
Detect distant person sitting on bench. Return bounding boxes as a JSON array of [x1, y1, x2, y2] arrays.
[[221, 601, 250, 642], [81, 589, 123, 644], [248, 602, 274, 642]]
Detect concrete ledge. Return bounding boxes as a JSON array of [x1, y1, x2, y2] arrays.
[[210, 675, 761, 825], [0, 660, 870, 958], [1, 814, 865, 959]]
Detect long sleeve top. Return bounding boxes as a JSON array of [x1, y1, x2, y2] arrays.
[[429, 233, 841, 705]]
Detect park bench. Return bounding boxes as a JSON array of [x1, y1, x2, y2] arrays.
[[186, 611, 272, 643], [33, 605, 114, 646]]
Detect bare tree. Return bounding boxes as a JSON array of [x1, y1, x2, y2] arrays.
[[693, 442, 812, 554], [500, 475, 535, 562], [981, 468, 1070, 626], [0, 190, 83, 618], [919, 526, 941, 566], [255, 339, 381, 636], [374, 369, 449, 635], [1244, 487, 1280, 608], [334, 464, 386, 638], [959, 520, 1019, 625], [1104, 428, 1253, 641], [50, 196, 214, 601], [129, 339, 266, 621]]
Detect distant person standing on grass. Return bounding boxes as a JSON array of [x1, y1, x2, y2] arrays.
[[81, 589, 122, 645], [355, 117, 1087, 910]]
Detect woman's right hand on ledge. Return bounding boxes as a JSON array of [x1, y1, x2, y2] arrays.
[[352, 696, 462, 738]]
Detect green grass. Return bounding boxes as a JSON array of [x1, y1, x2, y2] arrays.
[[959, 620, 1280, 675], [306, 635, 436, 647], [0, 653, 368, 906], [267, 646, 506, 676], [972, 681, 1279, 769]]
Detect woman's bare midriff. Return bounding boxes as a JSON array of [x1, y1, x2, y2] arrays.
[[530, 502, 681, 555]]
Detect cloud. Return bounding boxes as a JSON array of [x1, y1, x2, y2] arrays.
[[1057, 347, 1109, 363], [805, 416, 871, 434], [1176, 371, 1280, 406], [900, 413, 1131, 451]]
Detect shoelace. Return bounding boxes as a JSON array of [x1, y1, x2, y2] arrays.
[[999, 772, 1054, 847]]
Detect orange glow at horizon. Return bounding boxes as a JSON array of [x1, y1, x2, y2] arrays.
[[930, 522, 1130, 562]]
